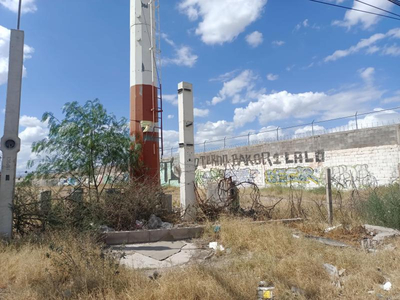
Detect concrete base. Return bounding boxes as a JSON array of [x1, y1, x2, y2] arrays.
[[104, 226, 204, 245]]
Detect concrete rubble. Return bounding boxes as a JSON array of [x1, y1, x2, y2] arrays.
[[364, 224, 400, 242], [323, 263, 346, 288], [306, 235, 351, 248], [361, 224, 400, 251]]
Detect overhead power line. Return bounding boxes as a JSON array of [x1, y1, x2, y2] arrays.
[[309, 0, 400, 22], [355, 0, 400, 18], [389, 0, 400, 7]]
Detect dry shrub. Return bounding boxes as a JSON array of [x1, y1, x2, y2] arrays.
[[35, 231, 129, 299], [0, 231, 147, 300], [101, 178, 168, 230], [13, 178, 177, 234]]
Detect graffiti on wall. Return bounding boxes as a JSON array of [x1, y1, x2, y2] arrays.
[[160, 157, 180, 187], [329, 165, 377, 189], [265, 167, 320, 185], [226, 168, 260, 184], [193, 167, 261, 187], [198, 150, 325, 168], [161, 157, 381, 189], [195, 169, 224, 186]]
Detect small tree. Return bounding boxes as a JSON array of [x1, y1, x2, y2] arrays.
[[29, 99, 136, 201]]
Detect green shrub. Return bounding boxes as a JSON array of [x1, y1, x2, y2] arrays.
[[363, 184, 400, 230]]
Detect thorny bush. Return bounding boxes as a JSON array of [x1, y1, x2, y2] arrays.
[[13, 178, 174, 234]]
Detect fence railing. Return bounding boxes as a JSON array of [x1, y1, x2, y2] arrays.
[[163, 106, 400, 158]]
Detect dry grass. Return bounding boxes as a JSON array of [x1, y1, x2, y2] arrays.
[[1, 218, 400, 300]]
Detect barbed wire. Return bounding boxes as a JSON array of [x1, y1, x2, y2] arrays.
[[164, 106, 400, 158]]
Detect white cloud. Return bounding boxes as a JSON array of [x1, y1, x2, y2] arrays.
[[211, 70, 265, 105], [163, 94, 178, 106], [163, 130, 179, 152], [348, 108, 400, 128], [209, 69, 239, 82], [248, 126, 282, 143], [233, 81, 385, 128], [324, 27, 400, 62], [333, 0, 394, 30], [382, 90, 400, 104], [195, 120, 234, 143], [267, 73, 279, 81], [246, 31, 263, 48], [272, 40, 285, 46], [179, 0, 267, 45], [161, 33, 175, 47], [17, 115, 48, 173], [162, 45, 198, 68], [359, 67, 375, 84], [294, 125, 325, 137], [194, 108, 209, 117], [294, 19, 320, 31], [161, 34, 198, 67], [286, 65, 295, 72], [366, 45, 380, 54], [382, 44, 400, 56], [167, 114, 174, 119], [0, 0, 37, 14], [0, 25, 34, 86]]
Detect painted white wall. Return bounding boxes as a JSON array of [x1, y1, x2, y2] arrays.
[[196, 145, 400, 190]]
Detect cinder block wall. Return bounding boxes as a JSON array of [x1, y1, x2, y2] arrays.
[[161, 125, 400, 189]]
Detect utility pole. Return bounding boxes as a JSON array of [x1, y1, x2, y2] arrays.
[[178, 82, 196, 221], [0, 0, 24, 239]]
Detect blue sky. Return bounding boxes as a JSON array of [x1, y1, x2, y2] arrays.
[[0, 0, 400, 174]]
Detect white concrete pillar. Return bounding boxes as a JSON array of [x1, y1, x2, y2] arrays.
[[0, 30, 24, 239], [178, 82, 196, 221]]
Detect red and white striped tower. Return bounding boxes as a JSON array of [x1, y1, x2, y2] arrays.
[[130, 0, 160, 180]]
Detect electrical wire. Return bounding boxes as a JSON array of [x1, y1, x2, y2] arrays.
[[309, 0, 400, 21], [388, 0, 400, 7], [355, 0, 400, 18]]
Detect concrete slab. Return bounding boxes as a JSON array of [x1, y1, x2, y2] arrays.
[[116, 242, 202, 270], [121, 252, 173, 269], [123, 241, 186, 260]]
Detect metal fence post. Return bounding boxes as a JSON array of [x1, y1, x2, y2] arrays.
[[203, 140, 206, 153], [355, 112, 358, 130], [276, 127, 279, 141], [170, 147, 173, 158], [247, 132, 251, 145], [326, 168, 333, 226], [312, 120, 315, 136], [223, 137, 226, 149]]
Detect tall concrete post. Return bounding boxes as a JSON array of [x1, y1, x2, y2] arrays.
[[178, 82, 196, 221], [130, 0, 160, 181], [0, 30, 24, 239]]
